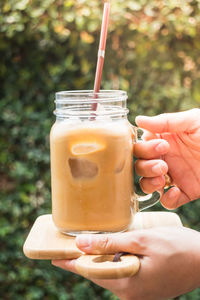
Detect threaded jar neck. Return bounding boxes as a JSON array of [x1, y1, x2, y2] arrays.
[[54, 90, 128, 120]]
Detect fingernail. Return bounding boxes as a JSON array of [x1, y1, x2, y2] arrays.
[[155, 142, 167, 154], [152, 164, 164, 175], [167, 188, 174, 199], [76, 235, 92, 249], [167, 187, 179, 199]]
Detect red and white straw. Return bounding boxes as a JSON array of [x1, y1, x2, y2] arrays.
[[92, 2, 110, 111]]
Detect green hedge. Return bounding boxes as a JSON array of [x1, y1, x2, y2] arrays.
[[1, 0, 200, 299]]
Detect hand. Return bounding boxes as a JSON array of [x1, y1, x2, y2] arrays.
[[52, 227, 200, 300], [135, 108, 200, 209]]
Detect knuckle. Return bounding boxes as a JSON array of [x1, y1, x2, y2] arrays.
[[129, 238, 140, 250], [97, 236, 112, 252], [137, 233, 148, 246], [129, 234, 147, 253]]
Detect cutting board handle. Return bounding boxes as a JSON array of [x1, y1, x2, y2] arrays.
[[75, 253, 140, 279]]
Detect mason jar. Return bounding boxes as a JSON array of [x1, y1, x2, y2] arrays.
[[50, 90, 160, 235]]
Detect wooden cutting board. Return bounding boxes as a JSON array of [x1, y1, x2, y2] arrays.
[[23, 212, 182, 279]]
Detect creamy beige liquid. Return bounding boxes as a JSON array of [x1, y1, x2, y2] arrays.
[[50, 119, 134, 233]]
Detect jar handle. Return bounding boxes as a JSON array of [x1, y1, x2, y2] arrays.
[[133, 126, 163, 211]]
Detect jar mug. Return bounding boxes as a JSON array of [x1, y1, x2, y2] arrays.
[[50, 90, 161, 235]]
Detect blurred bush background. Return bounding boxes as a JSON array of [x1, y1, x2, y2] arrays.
[[1, 0, 200, 299]]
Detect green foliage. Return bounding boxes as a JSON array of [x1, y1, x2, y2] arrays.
[[0, 0, 200, 299]]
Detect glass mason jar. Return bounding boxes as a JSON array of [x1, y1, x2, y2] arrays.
[[50, 90, 161, 235]]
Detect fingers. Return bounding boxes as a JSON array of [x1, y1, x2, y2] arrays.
[[135, 108, 200, 134], [134, 138, 169, 193], [134, 139, 169, 159], [75, 231, 149, 255], [136, 159, 167, 193], [52, 259, 78, 274], [142, 129, 158, 141], [135, 159, 168, 177], [139, 176, 166, 193], [161, 187, 190, 209]]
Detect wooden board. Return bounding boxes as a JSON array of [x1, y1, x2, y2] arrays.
[[23, 212, 182, 279], [23, 215, 83, 260]]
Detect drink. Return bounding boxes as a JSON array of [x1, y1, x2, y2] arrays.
[[50, 90, 160, 235], [50, 119, 134, 234]]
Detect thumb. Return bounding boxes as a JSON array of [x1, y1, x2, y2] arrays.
[[75, 231, 148, 255], [135, 108, 200, 134], [161, 186, 190, 209]]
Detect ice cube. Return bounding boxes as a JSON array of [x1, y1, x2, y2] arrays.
[[72, 143, 104, 155], [68, 158, 98, 179]]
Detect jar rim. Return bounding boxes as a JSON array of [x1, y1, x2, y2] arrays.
[[55, 90, 127, 103]]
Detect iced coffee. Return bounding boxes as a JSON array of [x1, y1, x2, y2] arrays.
[[50, 119, 134, 234]]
